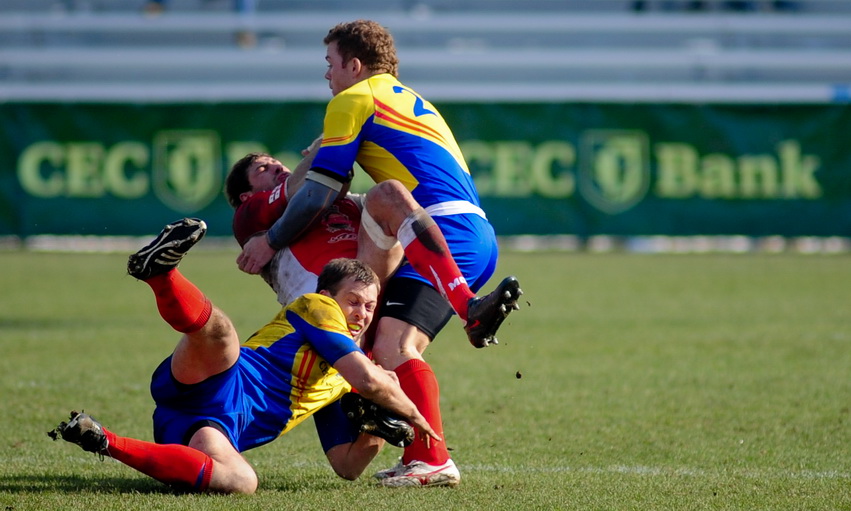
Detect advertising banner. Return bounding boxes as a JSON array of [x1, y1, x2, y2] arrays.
[[1, 102, 849, 238]]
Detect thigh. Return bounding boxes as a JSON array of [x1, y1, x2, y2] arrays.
[[378, 277, 454, 340], [171, 307, 241, 385], [372, 316, 432, 370], [151, 356, 245, 446], [436, 214, 498, 292], [393, 214, 498, 293]]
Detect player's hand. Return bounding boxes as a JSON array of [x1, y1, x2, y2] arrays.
[[409, 414, 441, 447], [236, 233, 276, 274], [381, 367, 401, 385], [416, 424, 441, 449], [301, 135, 323, 157]]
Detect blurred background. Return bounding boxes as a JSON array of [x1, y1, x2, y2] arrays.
[[1, 0, 850, 252]]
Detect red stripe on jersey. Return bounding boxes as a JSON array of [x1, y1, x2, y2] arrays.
[[373, 98, 446, 143], [322, 134, 355, 144], [293, 349, 317, 401]]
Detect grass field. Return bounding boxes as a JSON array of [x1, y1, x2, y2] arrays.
[[1, 248, 850, 510]]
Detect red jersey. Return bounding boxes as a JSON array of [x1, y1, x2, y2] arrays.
[[232, 181, 360, 276]]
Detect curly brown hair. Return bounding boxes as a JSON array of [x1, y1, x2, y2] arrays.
[[224, 152, 269, 208], [323, 19, 399, 77]]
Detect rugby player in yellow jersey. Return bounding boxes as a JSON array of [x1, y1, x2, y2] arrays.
[[235, 20, 523, 487], [49, 218, 439, 494]]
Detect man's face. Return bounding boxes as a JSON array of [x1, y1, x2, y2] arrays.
[[326, 276, 378, 342], [324, 41, 360, 96], [246, 156, 290, 193]]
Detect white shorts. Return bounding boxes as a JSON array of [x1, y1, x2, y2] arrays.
[[263, 248, 318, 307]]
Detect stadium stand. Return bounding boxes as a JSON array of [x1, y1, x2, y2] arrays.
[[0, 0, 850, 102]]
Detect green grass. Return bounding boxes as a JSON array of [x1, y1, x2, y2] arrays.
[[1, 249, 850, 510]]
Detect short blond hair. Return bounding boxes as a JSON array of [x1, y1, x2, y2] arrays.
[[316, 258, 379, 295]]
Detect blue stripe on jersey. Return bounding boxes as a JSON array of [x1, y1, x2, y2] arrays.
[[286, 310, 362, 365], [234, 347, 294, 449], [364, 122, 480, 208], [312, 117, 481, 209]]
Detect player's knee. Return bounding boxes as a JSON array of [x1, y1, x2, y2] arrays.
[[371, 338, 422, 370], [205, 455, 259, 494], [331, 463, 362, 481], [204, 308, 237, 340], [237, 471, 259, 494], [366, 180, 415, 214], [221, 466, 259, 494], [367, 178, 404, 197]]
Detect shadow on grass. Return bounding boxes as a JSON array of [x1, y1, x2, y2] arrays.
[[0, 316, 88, 330], [260, 477, 351, 493], [0, 473, 173, 494], [1, 472, 364, 495]]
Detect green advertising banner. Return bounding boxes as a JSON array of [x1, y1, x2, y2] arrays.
[[1, 102, 849, 238]]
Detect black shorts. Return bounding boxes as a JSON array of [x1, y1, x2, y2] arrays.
[[378, 277, 454, 340], [182, 419, 229, 446]]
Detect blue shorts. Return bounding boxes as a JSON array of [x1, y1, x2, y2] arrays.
[[150, 356, 248, 448], [393, 213, 498, 293], [150, 352, 355, 453]]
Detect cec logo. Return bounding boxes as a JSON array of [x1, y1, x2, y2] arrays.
[[579, 131, 651, 214], [152, 130, 222, 213]]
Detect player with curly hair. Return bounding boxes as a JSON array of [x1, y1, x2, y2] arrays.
[[235, 20, 522, 487]]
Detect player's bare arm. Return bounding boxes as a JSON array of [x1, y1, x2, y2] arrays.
[[333, 351, 441, 444]]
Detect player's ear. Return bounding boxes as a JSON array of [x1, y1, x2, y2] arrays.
[[318, 289, 331, 297], [350, 57, 364, 76], [239, 190, 254, 203]]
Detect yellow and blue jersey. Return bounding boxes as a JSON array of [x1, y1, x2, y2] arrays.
[[151, 293, 360, 452], [312, 73, 481, 210], [312, 73, 499, 293]]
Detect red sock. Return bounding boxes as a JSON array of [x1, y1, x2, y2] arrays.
[[103, 429, 213, 491], [395, 358, 449, 465], [398, 210, 475, 321], [144, 270, 212, 333]]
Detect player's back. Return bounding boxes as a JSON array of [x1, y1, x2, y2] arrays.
[[316, 74, 482, 209]]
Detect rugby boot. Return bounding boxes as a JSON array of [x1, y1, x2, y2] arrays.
[[127, 218, 207, 280], [374, 457, 405, 480], [378, 459, 461, 488], [48, 411, 108, 454], [340, 392, 415, 448], [465, 276, 523, 348]]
